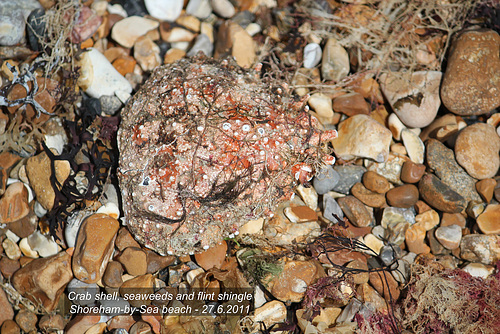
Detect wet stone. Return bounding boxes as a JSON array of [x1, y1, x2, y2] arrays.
[[400, 160, 426, 184], [362, 171, 390, 194], [351, 182, 387, 208], [405, 224, 430, 254], [418, 174, 467, 213], [426, 139, 481, 202], [72, 213, 120, 283], [386, 184, 419, 208], [333, 165, 367, 194], [337, 195, 374, 227]]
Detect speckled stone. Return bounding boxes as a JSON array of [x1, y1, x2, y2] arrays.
[[362, 171, 390, 194], [332, 165, 366, 194], [418, 174, 466, 213], [313, 165, 340, 195], [454, 123, 500, 179], [441, 30, 500, 116], [118, 55, 337, 255], [337, 195, 374, 227], [351, 182, 387, 208], [426, 139, 480, 202], [332, 114, 392, 163], [460, 234, 500, 265]]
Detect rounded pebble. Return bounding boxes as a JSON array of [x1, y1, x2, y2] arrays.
[[386, 184, 419, 208]]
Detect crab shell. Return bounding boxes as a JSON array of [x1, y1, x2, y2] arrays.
[[118, 55, 337, 255]]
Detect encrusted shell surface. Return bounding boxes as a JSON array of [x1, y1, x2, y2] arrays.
[[118, 55, 336, 255]]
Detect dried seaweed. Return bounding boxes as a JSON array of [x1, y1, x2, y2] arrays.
[[44, 112, 118, 241]]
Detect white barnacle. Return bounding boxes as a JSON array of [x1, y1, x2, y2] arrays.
[[203, 245, 209, 250], [222, 122, 231, 130], [148, 204, 154, 211], [242, 124, 251, 132], [258, 128, 265, 135], [197, 126, 204, 131]]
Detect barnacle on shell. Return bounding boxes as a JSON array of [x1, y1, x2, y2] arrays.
[[118, 54, 337, 255]]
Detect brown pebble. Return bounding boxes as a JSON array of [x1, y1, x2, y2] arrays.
[[107, 315, 135, 331], [112, 56, 137, 76], [476, 204, 500, 234], [346, 260, 369, 284], [194, 241, 227, 270], [0, 288, 14, 327], [414, 200, 432, 214], [115, 227, 141, 252], [476, 178, 497, 203], [129, 321, 152, 334], [441, 213, 466, 228], [14, 309, 37, 333], [418, 174, 466, 213], [38, 314, 65, 332], [400, 161, 426, 183], [332, 92, 370, 116], [146, 250, 175, 274], [1, 320, 20, 334], [362, 171, 390, 194], [337, 196, 374, 227], [102, 261, 124, 288], [0, 182, 29, 224], [369, 270, 400, 300], [386, 184, 419, 208], [351, 182, 387, 208], [0, 257, 20, 279], [118, 247, 148, 276], [405, 224, 430, 254]]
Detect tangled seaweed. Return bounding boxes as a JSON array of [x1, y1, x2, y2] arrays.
[[44, 108, 119, 240]]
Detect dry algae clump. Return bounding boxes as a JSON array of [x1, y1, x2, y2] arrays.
[[118, 55, 337, 255]]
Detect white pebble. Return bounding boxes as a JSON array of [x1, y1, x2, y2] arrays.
[[303, 43, 322, 68]]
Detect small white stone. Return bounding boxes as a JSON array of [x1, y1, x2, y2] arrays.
[[5, 230, 20, 243], [388, 113, 406, 141], [303, 43, 322, 68], [166, 27, 196, 43], [461, 262, 494, 279], [34, 201, 47, 218], [401, 128, 425, 164], [308, 93, 333, 118], [254, 285, 267, 308], [210, 0, 235, 18], [322, 37, 349, 81], [186, 0, 212, 19], [254, 301, 287, 328], [107, 3, 128, 17], [296, 184, 318, 211], [245, 23, 261, 37], [19, 237, 39, 258], [362, 233, 384, 255], [145, 0, 183, 21], [96, 202, 120, 219], [44, 133, 67, 155], [111, 16, 159, 48], [78, 48, 132, 99], [27, 230, 60, 257]]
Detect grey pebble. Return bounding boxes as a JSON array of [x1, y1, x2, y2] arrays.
[[100, 95, 123, 115], [187, 34, 213, 57], [313, 165, 340, 195], [323, 193, 344, 223], [332, 165, 366, 194]]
